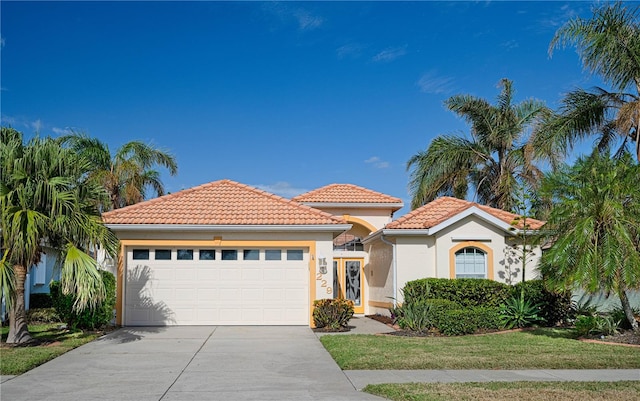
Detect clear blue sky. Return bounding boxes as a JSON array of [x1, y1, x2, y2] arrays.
[[1, 1, 620, 217]]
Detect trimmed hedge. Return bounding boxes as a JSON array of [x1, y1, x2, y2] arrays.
[[431, 306, 503, 336], [512, 280, 573, 326], [29, 293, 53, 308], [404, 278, 512, 308], [50, 270, 116, 330]]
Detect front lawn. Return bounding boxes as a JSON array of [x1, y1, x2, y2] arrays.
[[364, 381, 640, 401], [1, 323, 102, 375], [320, 328, 640, 370]]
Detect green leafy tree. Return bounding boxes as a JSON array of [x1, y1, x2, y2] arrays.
[[540, 151, 640, 332], [0, 128, 118, 344], [548, 1, 640, 160], [60, 133, 178, 210], [407, 78, 556, 211]]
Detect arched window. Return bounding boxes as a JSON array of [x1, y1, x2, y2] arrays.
[[454, 247, 487, 279]]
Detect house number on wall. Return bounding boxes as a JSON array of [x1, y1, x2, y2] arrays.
[[316, 258, 332, 294]]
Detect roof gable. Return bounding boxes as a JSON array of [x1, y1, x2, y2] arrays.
[[293, 184, 403, 207], [102, 179, 345, 226], [385, 197, 544, 231]]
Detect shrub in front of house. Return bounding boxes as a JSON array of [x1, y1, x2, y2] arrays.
[[432, 305, 503, 336], [29, 293, 54, 309], [26, 307, 61, 323], [391, 291, 504, 335], [511, 280, 573, 326], [50, 270, 116, 330], [404, 278, 512, 308], [313, 298, 354, 331]]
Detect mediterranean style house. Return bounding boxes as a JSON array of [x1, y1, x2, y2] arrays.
[[100, 179, 544, 326]]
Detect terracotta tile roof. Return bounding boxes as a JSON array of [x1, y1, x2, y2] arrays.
[[385, 197, 545, 230], [102, 179, 346, 226], [293, 184, 403, 205]]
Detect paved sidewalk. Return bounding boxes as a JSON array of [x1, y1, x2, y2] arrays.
[[345, 369, 640, 390]]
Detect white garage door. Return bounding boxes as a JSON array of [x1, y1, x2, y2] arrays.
[[124, 248, 309, 325]]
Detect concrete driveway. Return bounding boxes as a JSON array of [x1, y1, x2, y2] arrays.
[[1, 326, 382, 401]]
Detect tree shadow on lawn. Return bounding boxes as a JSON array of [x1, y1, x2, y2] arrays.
[[523, 327, 580, 340]]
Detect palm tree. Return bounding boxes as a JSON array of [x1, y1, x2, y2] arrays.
[[1, 128, 118, 344], [548, 1, 640, 160], [539, 151, 640, 332], [60, 133, 178, 210], [407, 78, 555, 211]]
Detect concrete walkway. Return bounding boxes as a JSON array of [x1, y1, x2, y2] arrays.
[[320, 317, 640, 389], [1, 326, 382, 401]]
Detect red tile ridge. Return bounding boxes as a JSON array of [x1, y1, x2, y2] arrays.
[[293, 183, 403, 204], [386, 196, 545, 230]]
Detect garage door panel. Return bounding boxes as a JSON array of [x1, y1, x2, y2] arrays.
[[241, 268, 263, 281], [219, 288, 241, 301], [242, 288, 263, 301], [150, 268, 175, 281], [197, 268, 220, 280], [263, 268, 284, 281], [220, 268, 241, 280], [263, 289, 284, 301], [285, 288, 306, 301], [197, 288, 219, 301], [125, 248, 309, 326], [285, 269, 307, 282], [175, 289, 196, 302]]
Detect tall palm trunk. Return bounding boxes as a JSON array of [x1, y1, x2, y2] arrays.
[[6, 264, 33, 344], [619, 288, 639, 333]]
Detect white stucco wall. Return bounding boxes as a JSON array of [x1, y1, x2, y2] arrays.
[[434, 215, 540, 283], [365, 214, 543, 308], [394, 236, 436, 303], [364, 240, 394, 315]]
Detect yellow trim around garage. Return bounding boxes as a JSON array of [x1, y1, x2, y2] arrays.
[[368, 300, 393, 309], [116, 239, 317, 327], [448, 241, 494, 280]]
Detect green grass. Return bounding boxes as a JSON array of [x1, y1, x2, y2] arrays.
[[320, 328, 640, 370], [363, 381, 640, 401], [0, 323, 101, 375]]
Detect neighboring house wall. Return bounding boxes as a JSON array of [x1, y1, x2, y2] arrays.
[[30, 248, 60, 295]]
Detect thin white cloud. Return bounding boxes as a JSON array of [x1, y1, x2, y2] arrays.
[[372, 45, 407, 63], [336, 43, 365, 60], [534, 3, 584, 33], [365, 156, 390, 169], [254, 182, 309, 198], [0, 35, 5, 48], [262, 3, 323, 32], [52, 127, 73, 136], [31, 119, 43, 133], [294, 9, 323, 31], [417, 72, 455, 95], [501, 40, 519, 50], [1, 114, 17, 126]]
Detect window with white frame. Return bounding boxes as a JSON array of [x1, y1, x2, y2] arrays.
[[454, 247, 487, 279]]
